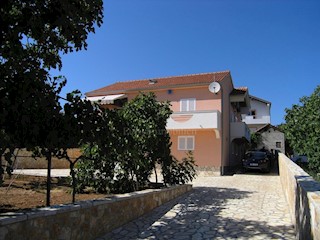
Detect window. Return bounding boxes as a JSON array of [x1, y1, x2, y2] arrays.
[[180, 98, 196, 112], [276, 142, 281, 148], [178, 136, 195, 150]]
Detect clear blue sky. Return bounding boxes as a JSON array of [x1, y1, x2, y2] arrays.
[[57, 0, 320, 125]]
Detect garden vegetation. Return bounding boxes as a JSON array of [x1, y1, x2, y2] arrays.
[[282, 85, 320, 180], [0, 1, 196, 206]]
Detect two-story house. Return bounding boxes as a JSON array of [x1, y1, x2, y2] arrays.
[[86, 71, 251, 175]]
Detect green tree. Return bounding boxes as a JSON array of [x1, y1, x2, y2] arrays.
[[250, 132, 262, 150], [76, 92, 197, 193], [117, 92, 173, 191], [162, 151, 197, 185], [75, 109, 120, 194], [0, 1, 103, 187], [56, 91, 109, 203], [1, 76, 65, 199], [283, 85, 320, 172], [277, 123, 294, 157]]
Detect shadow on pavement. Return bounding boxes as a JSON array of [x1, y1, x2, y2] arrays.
[[99, 185, 294, 239]]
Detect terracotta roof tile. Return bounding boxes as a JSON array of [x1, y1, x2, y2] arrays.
[[235, 87, 248, 92], [256, 124, 281, 133], [86, 71, 230, 96], [231, 87, 248, 95]]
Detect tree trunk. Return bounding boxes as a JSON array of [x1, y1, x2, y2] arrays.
[[46, 152, 52, 206], [0, 154, 3, 185], [154, 166, 158, 183], [70, 162, 76, 204]]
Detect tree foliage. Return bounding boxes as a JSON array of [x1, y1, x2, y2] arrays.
[[76, 93, 197, 194], [0, 0, 103, 69], [277, 123, 294, 156], [0, 1, 196, 202], [118, 92, 172, 190], [55, 91, 108, 203], [75, 109, 120, 194], [76, 92, 173, 193], [162, 151, 197, 185], [0, 0, 103, 147], [250, 132, 262, 150], [0, 0, 104, 202], [283, 85, 320, 171]]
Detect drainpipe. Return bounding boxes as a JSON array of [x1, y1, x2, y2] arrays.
[[220, 87, 225, 176]]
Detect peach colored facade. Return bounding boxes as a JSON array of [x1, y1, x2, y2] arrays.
[[125, 86, 226, 170], [86, 71, 251, 175], [170, 131, 221, 167]]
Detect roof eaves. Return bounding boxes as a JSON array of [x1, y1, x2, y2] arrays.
[[256, 124, 282, 133], [86, 90, 126, 96], [250, 95, 271, 105], [256, 124, 271, 132]]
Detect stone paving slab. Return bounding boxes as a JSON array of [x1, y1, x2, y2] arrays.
[[99, 173, 295, 240]]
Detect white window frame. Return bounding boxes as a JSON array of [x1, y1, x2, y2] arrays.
[[180, 98, 196, 112], [178, 136, 195, 151]]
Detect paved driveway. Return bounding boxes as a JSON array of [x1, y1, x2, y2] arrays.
[[99, 172, 295, 240]]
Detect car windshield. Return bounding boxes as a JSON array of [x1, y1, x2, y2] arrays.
[[246, 152, 266, 158]]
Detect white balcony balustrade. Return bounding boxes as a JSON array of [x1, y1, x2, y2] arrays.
[[166, 110, 220, 130], [230, 122, 251, 142], [242, 115, 271, 125]]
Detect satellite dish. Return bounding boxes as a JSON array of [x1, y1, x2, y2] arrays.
[[209, 82, 221, 94]]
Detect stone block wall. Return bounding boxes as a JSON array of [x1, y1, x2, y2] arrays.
[[196, 166, 221, 176], [278, 153, 320, 240], [0, 185, 192, 240], [258, 128, 285, 154]]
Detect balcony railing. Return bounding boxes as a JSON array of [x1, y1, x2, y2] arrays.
[[242, 115, 271, 125], [166, 110, 220, 130], [230, 122, 251, 142]]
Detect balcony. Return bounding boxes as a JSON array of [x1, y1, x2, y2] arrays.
[[242, 115, 271, 125], [230, 122, 251, 142], [166, 110, 220, 130]]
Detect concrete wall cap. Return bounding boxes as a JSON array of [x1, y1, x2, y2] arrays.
[[0, 214, 27, 226]]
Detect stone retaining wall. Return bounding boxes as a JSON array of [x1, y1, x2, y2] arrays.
[[278, 153, 320, 240], [0, 185, 192, 240]]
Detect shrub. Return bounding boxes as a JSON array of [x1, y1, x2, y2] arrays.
[[162, 151, 197, 185]]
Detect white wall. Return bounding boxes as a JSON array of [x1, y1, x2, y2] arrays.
[[242, 97, 271, 126], [250, 98, 270, 119]]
